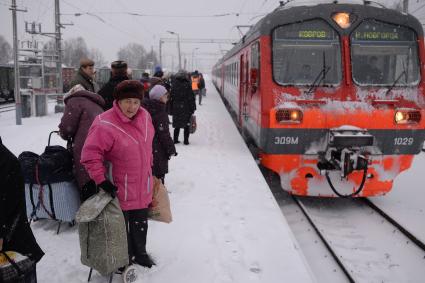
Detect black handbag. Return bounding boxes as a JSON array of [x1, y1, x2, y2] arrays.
[[0, 251, 37, 283], [18, 131, 73, 185]]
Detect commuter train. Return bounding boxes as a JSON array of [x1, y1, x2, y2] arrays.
[[212, 3, 425, 197]]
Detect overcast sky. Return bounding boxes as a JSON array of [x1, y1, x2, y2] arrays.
[[1, 0, 424, 72]]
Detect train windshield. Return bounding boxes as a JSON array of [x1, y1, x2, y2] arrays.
[[273, 19, 341, 86], [351, 20, 420, 86]]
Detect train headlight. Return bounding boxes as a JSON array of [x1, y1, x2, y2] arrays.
[[333, 12, 351, 29], [394, 110, 421, 124], [276, 109, 303, 124]]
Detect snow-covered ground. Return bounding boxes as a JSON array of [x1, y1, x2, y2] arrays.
[[369, 153, 425, 244], [0, 83, 313, 282]]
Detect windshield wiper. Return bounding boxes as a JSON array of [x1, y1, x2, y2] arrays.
[[306, 52, 331, 95], [386, 61, 407, 95]]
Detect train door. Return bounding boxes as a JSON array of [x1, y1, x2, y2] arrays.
[[239, 54, 249, 125]]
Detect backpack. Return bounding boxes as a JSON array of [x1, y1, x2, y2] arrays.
[[76, 190, 128, 276]]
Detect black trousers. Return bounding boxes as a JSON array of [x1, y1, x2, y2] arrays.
[[174, 126, 190, 143], [122, 208, 149, 262]]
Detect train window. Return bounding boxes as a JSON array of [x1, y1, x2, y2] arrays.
[[251, 42, 260, 69], [272, 19, 341, 86], [351, 20, 420, 87]]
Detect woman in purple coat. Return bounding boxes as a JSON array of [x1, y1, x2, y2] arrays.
[[143, 85, 177, 184], [58, 84, 105, 201]]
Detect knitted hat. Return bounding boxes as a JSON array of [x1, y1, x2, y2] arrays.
[[154, 65, 162, 73], [149, 85, 168, 101], [113, 80, 144, 101]]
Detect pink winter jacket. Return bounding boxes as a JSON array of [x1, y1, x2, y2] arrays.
[[81, 101, 155, 211]]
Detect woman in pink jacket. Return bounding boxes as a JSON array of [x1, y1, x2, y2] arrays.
[[81, 80, 156, 268]]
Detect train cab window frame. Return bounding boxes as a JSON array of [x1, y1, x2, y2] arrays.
[[350, 19, 420, 87], [272, 19, 342, 87]]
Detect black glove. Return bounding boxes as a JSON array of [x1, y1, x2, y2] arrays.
[[168, 152, 178, 160], [98, 180, 118, 198]]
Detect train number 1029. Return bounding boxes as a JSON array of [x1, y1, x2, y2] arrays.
[[394, 137, 414, 146], [274, 136, 299, 145]]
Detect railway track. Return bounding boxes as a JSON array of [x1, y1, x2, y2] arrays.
[[0, 103, 15, 113], [291, 195, 425, 282]]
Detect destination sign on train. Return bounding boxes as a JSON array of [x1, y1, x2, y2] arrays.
[[354, 31, 403, 41], [275, 20, 338, 40], [351, 21, 416, 41]]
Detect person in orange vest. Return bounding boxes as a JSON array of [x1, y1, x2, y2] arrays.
[[191, 70, 202, 105]]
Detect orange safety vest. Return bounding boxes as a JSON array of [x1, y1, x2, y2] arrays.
[[191, 76, 200, 91]]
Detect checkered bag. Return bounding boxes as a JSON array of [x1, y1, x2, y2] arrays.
[[0, 251, 36, 283]]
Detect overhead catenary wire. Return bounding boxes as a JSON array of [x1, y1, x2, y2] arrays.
[[61, 0, 140, 42]]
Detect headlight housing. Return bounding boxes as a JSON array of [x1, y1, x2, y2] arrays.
[[276, 109, 303, 124], [394, 109, 421, 124]]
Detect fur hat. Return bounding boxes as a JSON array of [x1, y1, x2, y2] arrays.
[[113, 80, 144, 101], [149, 85, 168, 101], [111, 60, 128, 70], [80, 58, 94, 68]]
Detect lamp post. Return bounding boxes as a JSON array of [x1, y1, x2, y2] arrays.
[[167, 30, 181, 70], [191, 48, 199, 71]]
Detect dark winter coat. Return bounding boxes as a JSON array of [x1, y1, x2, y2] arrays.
[[0, 138, 44, 263], [143, 99, 176, 177], [170, 74, 196, 128], [59, 90, 105, 189], [70, 68, 97, 93], [98, 75, 129, 110], [199, 74, 205, 89], [149, 77, 170, 92]]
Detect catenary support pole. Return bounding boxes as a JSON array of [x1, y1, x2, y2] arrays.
[[11, 0, 23, 125]]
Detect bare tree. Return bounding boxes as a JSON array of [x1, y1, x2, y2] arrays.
[[62, 37, 89, 67], [0, 35, 12, 64], [89, 48, 107, 67], [117, 43, 147, 68], [139, 49, 159, 70]]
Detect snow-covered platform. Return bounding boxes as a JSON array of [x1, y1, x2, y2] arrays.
[[1, 81, 314, 283]]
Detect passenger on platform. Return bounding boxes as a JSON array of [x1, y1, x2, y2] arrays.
[[170, 70, 196, 145], [0, 137, 44, 277], [150, 66, 171, 92], [153, 65, 164, 78], [199, 72, 206, 97], [127, 67, 133, 80], [191, 70, 202, 105], [69, 58, 98, 92], [140, 72, 151, 98], [143, 85, 177, 184], [81, 80, 156, 268], [58, 84, 105, 201], [98, 60, 129, 110]]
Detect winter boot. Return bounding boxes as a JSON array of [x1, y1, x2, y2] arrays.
[[173, 128, 180, 144], [134, 253, 156, 268], [183, 126, 190, 145]]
